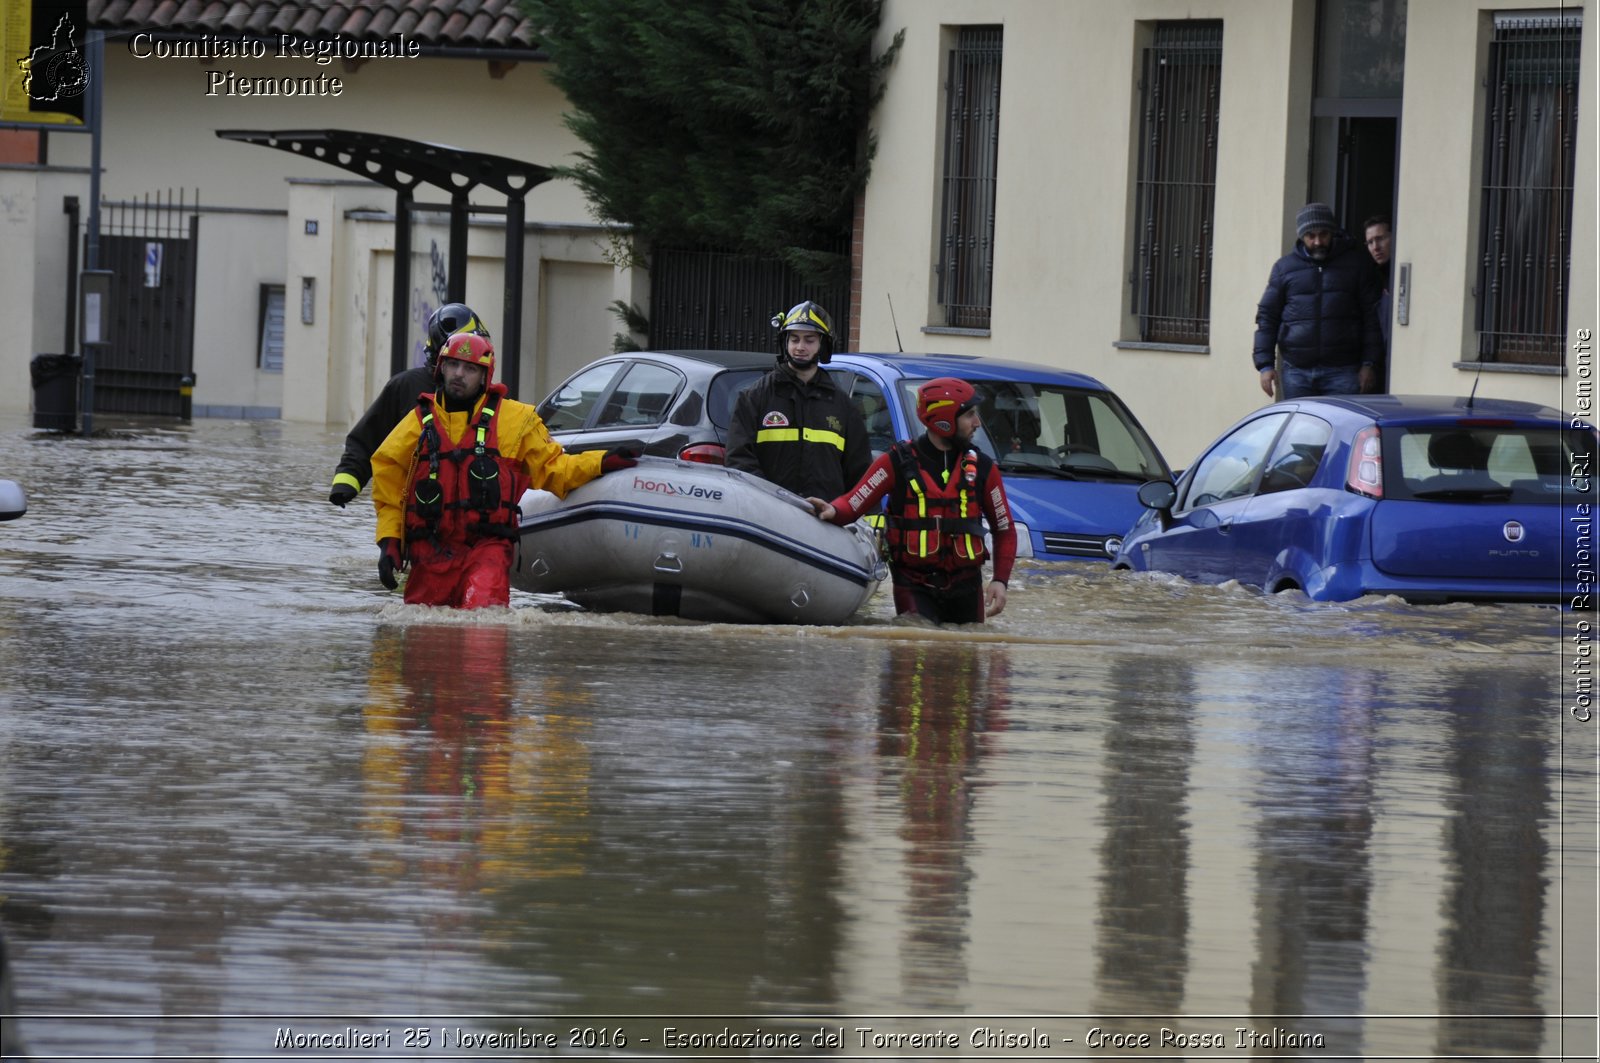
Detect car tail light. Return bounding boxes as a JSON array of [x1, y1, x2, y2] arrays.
[[678, 442, 727, 464], [1346, 425, 1382, 498]]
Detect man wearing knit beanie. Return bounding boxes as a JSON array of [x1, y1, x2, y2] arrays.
[[1252, 202, 1383, 398]]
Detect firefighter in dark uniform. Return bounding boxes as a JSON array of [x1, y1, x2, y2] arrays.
[[726, 301, 871, 499], [327, 303, 491, 508]]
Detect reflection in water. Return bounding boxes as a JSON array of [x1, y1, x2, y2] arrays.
[[361, 623, 591, 908], [877, 641, 1009, 1009], [1434, 667, 1551, 1057], [1094, 656, 1196, 1019], [467, 633, 859, 1019], [1248, 669, 1377, 1053]]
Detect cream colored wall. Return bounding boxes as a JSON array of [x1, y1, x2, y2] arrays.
[[51, 48, 591, 220], [537, 259, 617, 399], [864, 0, 1312, 464], [191, 210, 289, 415], [1395, 0, 1596, 415], [0, 165, 91, 417], [281, 176, 635, 429], [863, 0, 1595, 465], [41, 46, 602, 420]]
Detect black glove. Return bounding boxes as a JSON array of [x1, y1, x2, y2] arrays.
[[600, 445, 642, 473], [328, 483, 358, 508], [377, 538, 404, 590]]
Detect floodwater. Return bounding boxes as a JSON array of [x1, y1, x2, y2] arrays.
[[0, 415, 1592, 1061]]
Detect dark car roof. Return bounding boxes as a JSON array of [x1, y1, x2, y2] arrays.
[[836, 351, 1110, 391], [642, 349, 775, 370], [1284, 393, 1574, 425]]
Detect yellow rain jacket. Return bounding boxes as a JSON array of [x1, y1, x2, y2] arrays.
[[370, 391, 603, 544]]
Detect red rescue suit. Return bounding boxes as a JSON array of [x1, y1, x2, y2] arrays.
[[822, 436, 1016, 620], [371, 383, 604, 609], [400, 388, 526, 607]]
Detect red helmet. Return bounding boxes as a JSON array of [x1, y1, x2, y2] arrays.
[[916, 377, 978, 439], [437, 331, 495, 384]]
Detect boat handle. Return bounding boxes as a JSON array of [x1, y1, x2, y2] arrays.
[[653, 552, 683, 574]]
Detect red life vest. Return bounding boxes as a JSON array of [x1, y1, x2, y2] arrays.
[[885, 441, 989, 567], [403, 385, 528, 550]]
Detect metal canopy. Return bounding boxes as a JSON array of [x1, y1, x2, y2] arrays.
[[217, 128, 553, 397]]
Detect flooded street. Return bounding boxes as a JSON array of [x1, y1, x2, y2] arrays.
[[0, 415, 1592, 1060]]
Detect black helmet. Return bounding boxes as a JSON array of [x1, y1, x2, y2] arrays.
[[770, 300, 835, 365], [424, 303, 490, 367]]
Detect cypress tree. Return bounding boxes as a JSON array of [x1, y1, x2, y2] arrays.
[[523, 0, 902, 288]]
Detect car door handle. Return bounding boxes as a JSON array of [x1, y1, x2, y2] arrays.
[[1218, 518, 1234, 535]]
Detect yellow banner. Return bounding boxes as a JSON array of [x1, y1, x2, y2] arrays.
[[1, 0, 87, 126]]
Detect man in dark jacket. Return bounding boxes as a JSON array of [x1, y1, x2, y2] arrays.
[[1253, 203, 1382, 399], [327, 303, 490, 507], [726, 301, 871, 499]]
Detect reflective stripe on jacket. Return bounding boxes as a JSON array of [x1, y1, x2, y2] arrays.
[[888, 442, 988, 564], [726, 366, 870, 499]]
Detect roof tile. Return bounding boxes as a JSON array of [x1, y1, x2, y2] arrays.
[[87, 0, 538, 50]]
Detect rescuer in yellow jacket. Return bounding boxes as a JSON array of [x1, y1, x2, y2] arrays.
[[370, 331, 639, 608]]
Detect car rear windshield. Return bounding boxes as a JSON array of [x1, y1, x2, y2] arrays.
[[707, 369, 767, 431], [1384, 423, 1598, 504]]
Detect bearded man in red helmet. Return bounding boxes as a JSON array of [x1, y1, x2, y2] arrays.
[[808, 377, 1016, 624], [369, 331, 639, 608]]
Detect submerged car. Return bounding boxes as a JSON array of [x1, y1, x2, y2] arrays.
[[1114, 394, 1596, 604], [828, 352, 1172, 561], [535, 349, 774, 464], [536, 349, 1172, 562]]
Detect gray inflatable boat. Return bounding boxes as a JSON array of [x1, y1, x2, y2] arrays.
[[514, 457, 884, 624]]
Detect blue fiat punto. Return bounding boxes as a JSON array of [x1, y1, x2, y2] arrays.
[[1114, 394, 1595, 604]]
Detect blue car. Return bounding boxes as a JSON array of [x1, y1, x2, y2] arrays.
[[1114, 394, 1596, 604], [829, 352, 1172, 561], [537, 349, 1172, 562]]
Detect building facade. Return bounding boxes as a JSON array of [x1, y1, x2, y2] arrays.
[[853, 0, 1594, 461], [3, 0, 642, 428]]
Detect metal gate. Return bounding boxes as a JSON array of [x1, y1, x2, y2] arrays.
[[93, 189, 199, 417], [648, 244, 850, 352]]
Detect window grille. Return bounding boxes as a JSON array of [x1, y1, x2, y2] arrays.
[[1476, 11, 1581, 365], [258, 285, 285, 373], [936, 26, 1003, 330], [1131, 21, 1222, 346]]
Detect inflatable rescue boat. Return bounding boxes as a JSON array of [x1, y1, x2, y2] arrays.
[[513, 458, 884, 624]]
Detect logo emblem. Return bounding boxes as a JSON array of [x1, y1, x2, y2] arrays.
[[761, 411, 790, 427], [1502, 521, 1525, 543]]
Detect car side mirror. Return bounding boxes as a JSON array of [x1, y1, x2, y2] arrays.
[[0, 480, 27, 521], [1137, 479, 1177, 511], [1137, 478, 1176, 531]]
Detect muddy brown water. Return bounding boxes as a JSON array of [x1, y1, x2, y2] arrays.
[[0, 417, 1590, 1059]]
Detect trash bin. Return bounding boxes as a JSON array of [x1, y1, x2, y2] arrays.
[[31, 353, 81, 432]]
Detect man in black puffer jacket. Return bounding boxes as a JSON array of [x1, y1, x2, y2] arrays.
[[1253, 202, 1383, 399]]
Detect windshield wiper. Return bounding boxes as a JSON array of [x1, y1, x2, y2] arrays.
[[997, 459, 1082, 480], [1409, 487, 1515, 501], [1059, 467, 1154, 483]]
